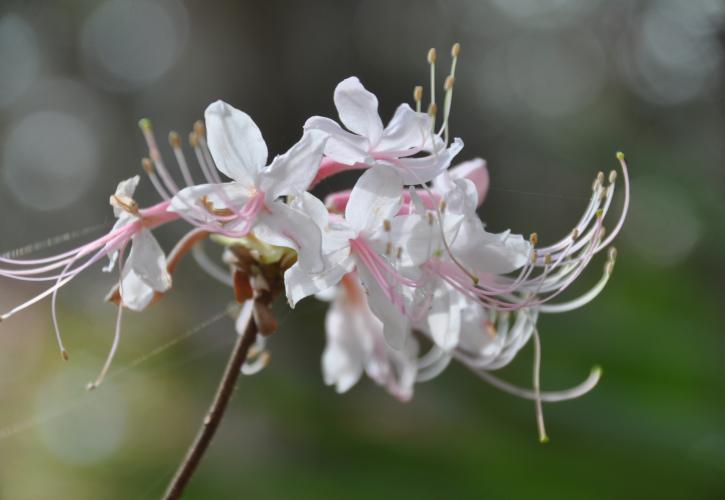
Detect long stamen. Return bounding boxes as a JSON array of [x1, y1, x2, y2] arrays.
[[169, 131, 195, 187], [142, 158, 171, 201], [138, 119, 179, 194], [442, 42, 460, 146], [532, 328, 548, 443], [427, 48, 437, 112]]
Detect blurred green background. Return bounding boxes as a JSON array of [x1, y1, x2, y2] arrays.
[[0, 0, 724, 498]]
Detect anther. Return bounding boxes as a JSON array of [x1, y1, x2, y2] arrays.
[[571, 228, 579, 240], [61, 349, 69, 361], [427, 212, 435, 225], [427, 48, 437, 64], [451, 42, 461, 58], [383, 219, 392, 232], [188, 131, 199, 148], [385, 242, 393, 256], [529, 233, 538, 246], [544, 254, 553, 266], [396, 247, 403, 259], [414, 86, 423, 103], [427, 102, 438, 117], [439, 199, 447, 212], [141, 158, 154, 174], [530, 250, 538, 264], [444, 75, 455, 91], [168, 131, 181, 148], [193, 120, 205, 137], [608, 170, 617, 183]]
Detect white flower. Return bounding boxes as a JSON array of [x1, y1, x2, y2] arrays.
[[107, 175, 172, 311], [284, 165, 415, 349], [170, 100, 329, 273], [305, 77, 463, 185], [321, 272, 418, 401]]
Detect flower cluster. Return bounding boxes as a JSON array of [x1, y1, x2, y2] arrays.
[[0, 45, 629, 439]]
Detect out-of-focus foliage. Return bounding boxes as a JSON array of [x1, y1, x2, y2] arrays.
[[0, 1, 723, 498]]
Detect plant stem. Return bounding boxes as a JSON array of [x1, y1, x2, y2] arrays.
[[163, 314, 258, 499]]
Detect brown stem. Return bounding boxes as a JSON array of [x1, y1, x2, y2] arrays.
[[162, 313, 258, 499]]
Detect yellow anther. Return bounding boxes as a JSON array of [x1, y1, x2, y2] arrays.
[[168, 131, 181, 148], [427, 48, 437, 64], [193, 120, 205, 137], [444, 75, 455, 91], [383, 219, 392, 232], [188, 131, 199, 148], [414, 85, 423, 103], [529, 232, 538, 246], [427, 102, 438, 117], [451, 42, 461, 58], [141, 157, 154, 174]]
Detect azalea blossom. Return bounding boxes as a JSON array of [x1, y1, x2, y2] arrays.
[[307, 77, 463, 186], [0, 44, 631, 443]]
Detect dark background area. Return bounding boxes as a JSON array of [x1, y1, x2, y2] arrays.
[[0, 1, 724, 498]]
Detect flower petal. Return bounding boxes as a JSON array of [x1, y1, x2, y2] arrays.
[[128, 229, 171, 292], [345, 166, 402, 235], [394, 137, 463, 185], [205, 100, 267, 186], [169, 182, 251, 224], [446, 158, 489, 207], [304, 116, 370, 165], [111, 175, 140, 217], [322, 298, 367, 393], [356, 263, 409, 350], [119, 268, 156, 312], [259, 130, 327, 199], [377, 104, 431, 153], [426, 283, 463, 351], [255, 201, 325, 273], [284, 255, 351, 308], [334, 77, 384, 144]]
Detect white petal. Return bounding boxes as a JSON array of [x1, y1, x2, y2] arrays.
[[446, 158, 489, 206], [356, 263, 409, 350], [284, 255, 351, 308], [205, 100, 267, 186], [345, 166, 402, 235], [304, 116, 370, 165], [426, 284, 463, 351], [128, 229, 171, 292], [458, 225, 531, 275], [259, 130, 327, 199], [377, 104, 431, 153], [394, 137, 463, 185], [119, 268, 156, 311], [334, 77, 384, 144], [255, 201, 325, 273], [322, 298, 367, 393], [289, 191, 329, 229]]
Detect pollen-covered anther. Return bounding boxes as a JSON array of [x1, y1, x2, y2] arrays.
[[193, 120, 205, 138], [383, 219, 392, 232], [427, 48, 437, 64], [444, 75, 455, 91], [168, 131, 182, 148], [111, 194, 139, 215], [427, 102, 438, 118], [451, 42, 461, 58], [141, 158, 154, 174], [529, 232, 538, 246], [188, 131, 199, 148], [200, 195, 234, 217], [414, 85, 423, 103], [396, 247, 403, 259], [385, 242, 393, 256]]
